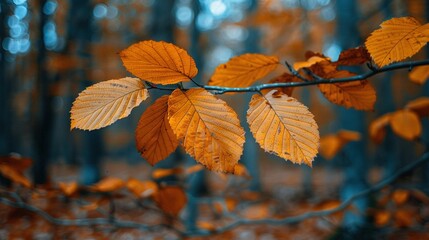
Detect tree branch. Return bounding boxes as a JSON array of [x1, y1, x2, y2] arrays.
[[203, 59, 429, 94]]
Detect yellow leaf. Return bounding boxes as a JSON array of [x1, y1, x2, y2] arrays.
[[208, 53, 279, 88], [136, 95, 178, 165], [390, 110, 422, 141], [153, 186, 187, 216], [120, 40, 198, 85], [126, 178, 158, 198], [71, 77, 148, 130], [369, 113, 392, 144], [318, 71, 376, 111], [337, 130, 361, 141], [293, 56, 330, 70], [247, 90, 319, 166], [365, 17, 429, 67], [58, 181, 79, 197], [168, 89, 245, 173], [90, 177, 124, 192], [405, 97, 429, 117], [409, 65, 429, 85]]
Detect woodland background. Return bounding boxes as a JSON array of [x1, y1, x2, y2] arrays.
[[1, 0, 429, 239]]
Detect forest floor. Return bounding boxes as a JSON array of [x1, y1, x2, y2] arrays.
[[1, 158, 429, 239]]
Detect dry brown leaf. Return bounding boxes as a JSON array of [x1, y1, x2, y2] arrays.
[[261, 72, 300, 96], [293, 56, 330, 70], [135, 95, 178, 165], [120, 40, 198, 85], [90, 177, 125, 192], [197, 221, 216, 231], [168, 89, 245, 173], [126, 178, 158, 198], [390, 110, 422, 141], [208, 53, 279, 88], [409, 65, 429, 85], [369, 113, 392, 144], [214, 198, 237, 214], [405, 97, 429, 117], [0, 165, 31, 188], [247, 90, 319, 166], [58, 181, 79, 197], [335, 46, 371, 66], [318, 71, 376, 111], [392, 189, 409, 205], [153, 186, 187, 216], [152, 168, 182, 179], [71, 77, 148, 130], [365, 17, 429, 67], [394, 209, 416, 227]]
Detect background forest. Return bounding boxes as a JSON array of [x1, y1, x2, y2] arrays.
[[1, 0, 429, 239]]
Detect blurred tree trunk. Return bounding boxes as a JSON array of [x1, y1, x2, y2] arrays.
[[242, 0, 261, 192], [335, 0, 369, 236], [423, 0, 429, 193], [32, 0, 52, 184], [0, 1, 11, 155], [67, 0, 103, 185]]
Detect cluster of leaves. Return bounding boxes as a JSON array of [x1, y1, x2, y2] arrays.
[[70, 16, 429, 173]]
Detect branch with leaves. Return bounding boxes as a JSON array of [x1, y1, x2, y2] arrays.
[[70, 16, 429, 172], [1, 152, 428, 237]]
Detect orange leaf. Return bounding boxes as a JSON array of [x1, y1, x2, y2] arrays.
[[152, 168, 182, 179], [0, 165, 31, 188], [409, 65, 429, 85], [261, 72, 300, 96], [168, 89, 245, 173], [335, 46, 371, 66], [318, 71, 376, 110], [242, 203, 270, 220], [405, 97, 429, 117], [58, 181, 79, 197], [184, 164, 204, 175], [365, 17, 429, 67], [120, 40, 198, 85], [232, 163, 250, 178], [319, 130, 361, 160], [136, 95, 179, 165], [208, 53, 279, 88], [0, 155, 32, 172], [293, 56, 330, 70], [197, 221, 216, 231], [126, 178, 158, 198], [247, 90, 319, 166], [70, 77, 148, 130], [90, 177, 124, 192], [375, 210, 391, 227], [394, 209, 416, 227], [390, 110, 421, 141], [392, 189, 409, 205], [153, 186, 187, 216], [369, 113, 392, 144]]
